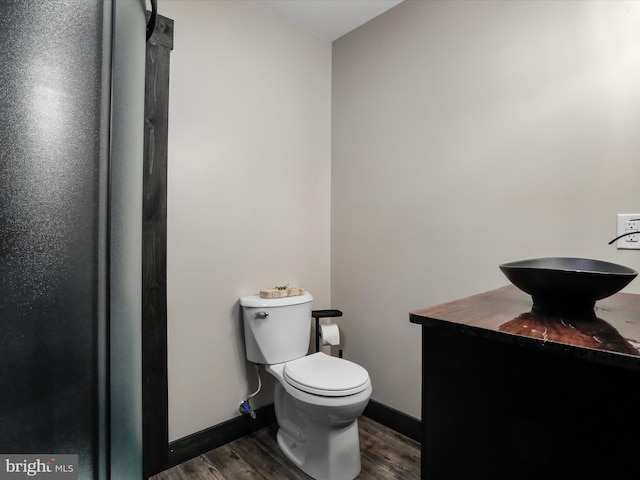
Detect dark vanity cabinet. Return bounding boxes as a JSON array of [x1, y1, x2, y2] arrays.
[[410, 286, 640, 480]]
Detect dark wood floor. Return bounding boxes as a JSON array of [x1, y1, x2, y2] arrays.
[[150, 416, 420, 480]]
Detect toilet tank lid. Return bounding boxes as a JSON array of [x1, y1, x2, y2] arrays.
[[240, 292, 313, 308]]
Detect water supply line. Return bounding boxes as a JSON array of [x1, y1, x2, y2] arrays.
[[239, 363, 262, 419]]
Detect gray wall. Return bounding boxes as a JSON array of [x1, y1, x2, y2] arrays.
[[332, 0, 640, 419], [161, 0, 332, 442], [158, 0, 640, 441]]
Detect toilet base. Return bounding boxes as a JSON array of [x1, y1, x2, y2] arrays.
[[267, 359, 372, 480], [276, 418, 361, 480]]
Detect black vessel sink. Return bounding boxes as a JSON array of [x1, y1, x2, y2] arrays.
[[499, 257, 637, 316]]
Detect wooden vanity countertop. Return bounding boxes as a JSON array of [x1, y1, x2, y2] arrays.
[[410, 285, 640, 370]]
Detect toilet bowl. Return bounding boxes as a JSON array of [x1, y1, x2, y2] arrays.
[[239, 293, 372, 480], [267, 353, 372, 480]]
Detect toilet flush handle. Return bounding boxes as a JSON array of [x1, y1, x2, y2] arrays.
[[255, 311, 269, 319]]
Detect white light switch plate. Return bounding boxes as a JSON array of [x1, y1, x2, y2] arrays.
[[616, 214, 640, 249]]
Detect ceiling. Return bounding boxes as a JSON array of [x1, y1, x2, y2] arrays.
[[255, 0, 404, 41]]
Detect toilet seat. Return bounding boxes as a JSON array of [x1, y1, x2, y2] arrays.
[[283, 352, 370, 397]]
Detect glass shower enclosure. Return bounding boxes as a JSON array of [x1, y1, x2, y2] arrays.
[[0, 1, 145, 478]]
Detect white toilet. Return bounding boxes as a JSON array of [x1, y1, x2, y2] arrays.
[[240, 292, 372, 480]]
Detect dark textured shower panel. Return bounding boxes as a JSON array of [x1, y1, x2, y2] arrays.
[[0, 1, 145, 478]]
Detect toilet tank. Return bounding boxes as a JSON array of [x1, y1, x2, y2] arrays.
[[240, 292, 313, 364]]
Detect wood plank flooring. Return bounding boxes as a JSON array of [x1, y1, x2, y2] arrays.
[[150, 416, 420, 480]]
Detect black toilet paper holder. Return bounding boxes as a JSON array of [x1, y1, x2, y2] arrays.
[[312, 309, 343, 356]]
